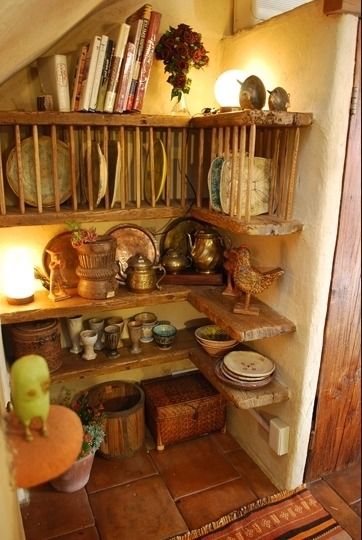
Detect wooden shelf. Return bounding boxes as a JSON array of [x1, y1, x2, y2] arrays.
[[0, 286, 190, 324], [187, 287, 296, 342], [189, 110, 313, 128], [189, 347, 290, 409], [190, 207, 304, 236], [51, 328, 198, 384]]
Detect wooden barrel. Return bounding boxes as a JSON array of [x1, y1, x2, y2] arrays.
[[87, 381, 145, 458]]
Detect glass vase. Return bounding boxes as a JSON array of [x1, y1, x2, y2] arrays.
[[171, 93, 190, 116]]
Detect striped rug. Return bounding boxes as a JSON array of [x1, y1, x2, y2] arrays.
[[169, 485, 351, 540]]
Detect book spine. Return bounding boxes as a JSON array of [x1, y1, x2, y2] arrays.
[[89, 35, 109, 111], [113, 42, 136, 113], [55, 56, 71, 112], [95, 39, 114, 112], [103, 23, 130, 113], [79, 35, 101, 111], [132, 11, 161, 112], [125, 8, 152, 111], [70, 45, 89, 111], [37, 54, 71, 112]]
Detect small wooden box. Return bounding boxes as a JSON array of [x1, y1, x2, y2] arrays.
[[141, 371, 226, 451]]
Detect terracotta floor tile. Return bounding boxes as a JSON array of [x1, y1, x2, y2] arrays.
[[87, 448, 158, 493], [50, 527, 100, 539], [209, 431, 242, 453], [21, 485, 94, 540], [89, 476, 188, 540], [226, 448, 277, 498], [323, 460, 361, 505], [150, 436, 240, 500], [177, 477, 257, 530]]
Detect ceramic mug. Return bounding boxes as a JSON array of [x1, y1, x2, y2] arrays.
[[134, 312, 158, 343]]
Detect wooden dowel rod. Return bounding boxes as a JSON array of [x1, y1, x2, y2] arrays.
[[269, 129, 280, 214], [180, 128, 187, 207], [166, 128, 171, 206], [68, 125, 77, 211], [278, 131, 288, 218], [0, 139, 6, 215], [103, 126, 109, 209], [50, 125, 60, 212], [245, 124, 256, 222], [229, 126, 239, 216], [119, 127, 126, 209], [237, 126, 246, 219], [32, 125, 43, 213], [14, 125, 25, 214], [286, 128, 300, 220], [85, 126, 93, 210], [211, 127, 217, 160], [196, 128, 204, 208], [217, 127, 223, 156], [149, 127, 155, 207], [135, 127, 141, 208]]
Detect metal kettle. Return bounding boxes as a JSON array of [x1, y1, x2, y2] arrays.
[[119, 253, 166, 293], [186, 230, 224, 274]]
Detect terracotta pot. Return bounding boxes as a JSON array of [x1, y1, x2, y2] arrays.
[[50, 452, 94, 493]]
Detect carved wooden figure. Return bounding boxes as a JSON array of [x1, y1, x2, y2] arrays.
[[46, 249, 71, 301], [10, 354, 50, 441], [230, 246, 284, 315]]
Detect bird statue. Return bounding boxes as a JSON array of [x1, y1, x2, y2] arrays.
[[222, 247, 242, 296], [10, 354, 50, 441], [228, 246, 284, 315]]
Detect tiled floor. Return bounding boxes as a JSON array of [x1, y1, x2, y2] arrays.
[[20, 432, 361, 540], [21, 431, 277, 540]]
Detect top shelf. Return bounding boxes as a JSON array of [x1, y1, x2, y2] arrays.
[[189, 110, 313, 128]]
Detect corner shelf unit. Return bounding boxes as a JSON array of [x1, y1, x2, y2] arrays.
[[0, 109, 313, 412]]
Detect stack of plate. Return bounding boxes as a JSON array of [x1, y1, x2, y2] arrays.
[[215, 351, 275, 389]]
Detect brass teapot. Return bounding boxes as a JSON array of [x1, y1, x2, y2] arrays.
[[161, 249, 191, 274], [187, 230, 224, 274], [119, 254, 166, 293]]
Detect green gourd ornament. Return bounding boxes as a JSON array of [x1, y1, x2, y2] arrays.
[[10, 354, 50, 441]]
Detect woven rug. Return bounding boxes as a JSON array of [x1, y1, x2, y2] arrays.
[[169, 485, 352, 540]]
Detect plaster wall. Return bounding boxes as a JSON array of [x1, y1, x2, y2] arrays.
[[219, 0, 358, 488]]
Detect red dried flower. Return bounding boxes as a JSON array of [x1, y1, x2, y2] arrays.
[[155, 23, 209, 102]]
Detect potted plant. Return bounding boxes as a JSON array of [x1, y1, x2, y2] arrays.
[[50, 389, 105, 493], [67, 222, 118, 300]]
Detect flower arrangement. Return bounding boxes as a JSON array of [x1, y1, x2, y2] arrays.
[[67, 221, 98, 248], [155, 23, 209, 102], [57, 388, 105, 459]]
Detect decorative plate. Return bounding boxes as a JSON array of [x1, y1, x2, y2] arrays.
[[223, 351, 275, 378], [144, 139, 167, 205], [106, 224, 159, 273], [219, 155, 271, 216], [95, 142, 107, 207], [110, 140, 122, 208], [207, 157, 223, 211], [42, 231, 79, 289], [6, 136, 72, 207], [220, 361, 274, 381], [160, 217, 206, 256], [215, 361, 274, 389]]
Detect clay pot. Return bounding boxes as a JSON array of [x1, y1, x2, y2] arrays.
[[50, 452, 94, 493]]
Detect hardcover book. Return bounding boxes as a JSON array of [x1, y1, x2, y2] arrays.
[[89, 34, 109, 111], [95, 38, 115, 112], [103, 23, 130, 113], [132, 11, 162, 112], [70, 44, 89, 111], [125, 4, 152, 111], [113, 42, 136, 113], [78, 35, 101, 111], [37, 54, 70, 112]]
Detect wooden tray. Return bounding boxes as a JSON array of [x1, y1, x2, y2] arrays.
[[162, 271, 224, 285]]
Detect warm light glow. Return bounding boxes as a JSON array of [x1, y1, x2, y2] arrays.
[[2, 247, 35, 304], [214, 69, 245, 108]]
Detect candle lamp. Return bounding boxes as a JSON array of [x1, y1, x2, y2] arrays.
[[2, 247, 35, 305]]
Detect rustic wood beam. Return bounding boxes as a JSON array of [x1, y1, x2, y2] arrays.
[[323, 0, 361, 16]]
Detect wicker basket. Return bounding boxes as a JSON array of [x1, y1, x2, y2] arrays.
[[141, 371, 226, 451], [9, 318, 62, 372]]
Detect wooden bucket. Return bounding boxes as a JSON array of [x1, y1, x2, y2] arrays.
[[87, 381, 145, 458]]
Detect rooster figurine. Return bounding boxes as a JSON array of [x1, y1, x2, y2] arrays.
[[226, 246, 284, 315]]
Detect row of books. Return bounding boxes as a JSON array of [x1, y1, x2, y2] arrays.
[[37, 4, 161, 114]]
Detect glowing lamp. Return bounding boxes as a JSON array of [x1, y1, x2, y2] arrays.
[[2, 247, 35, 305], [214, 69, 245, 112]]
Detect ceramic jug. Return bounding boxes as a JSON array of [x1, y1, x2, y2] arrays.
[[187, 230, 224, 274]]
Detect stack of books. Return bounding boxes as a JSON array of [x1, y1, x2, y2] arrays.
[[67, 3, 161, 114]]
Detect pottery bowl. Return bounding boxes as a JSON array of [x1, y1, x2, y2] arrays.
[[196, 340, 237, 358], [152, 323, 177, 349], [194, 325, 238, 347]]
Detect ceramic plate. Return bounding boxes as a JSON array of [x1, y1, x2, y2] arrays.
[[160, 217, 206, 256], [221, 361, 274, 381], [6, 135, 72, 207], [223, 351, 275, 378], [219, 155, 271, 216], [95, 143, 107, 207], [215, 361, 274, 389], [207, 157, 223, 211], [106, 224, 159, 273], [42, 231, 79, 289], [144, 139, 167, 205], [110, 140, 122, 208]]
